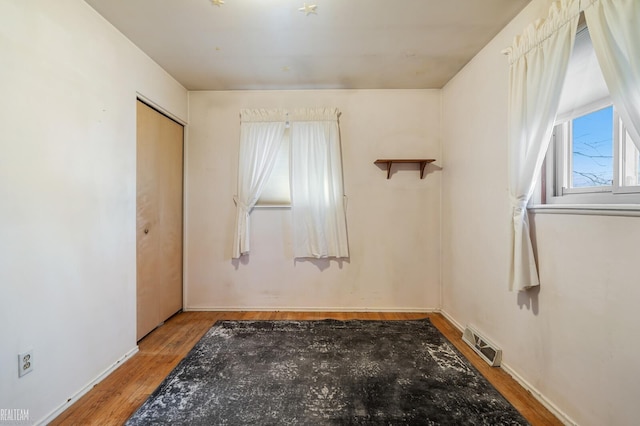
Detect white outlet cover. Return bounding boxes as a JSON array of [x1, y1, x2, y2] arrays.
[[18, 350, 33, 377]]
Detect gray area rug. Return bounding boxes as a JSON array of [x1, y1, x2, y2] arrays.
[[126, 319, 529, 425]]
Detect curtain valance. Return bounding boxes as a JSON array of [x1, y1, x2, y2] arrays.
[[240, 108, 340, 123], [504, 0, 581, 64], [289, 107, 339, 122], [240, 109, 288, 123]]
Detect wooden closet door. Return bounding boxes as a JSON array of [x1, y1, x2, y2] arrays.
[[136, 100, 184, 341]]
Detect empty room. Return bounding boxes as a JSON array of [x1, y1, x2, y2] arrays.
[[1, 0, 639, 425]]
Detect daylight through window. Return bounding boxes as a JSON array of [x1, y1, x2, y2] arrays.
[[539, 23, 640, 205], [256, 128, 291, 207]]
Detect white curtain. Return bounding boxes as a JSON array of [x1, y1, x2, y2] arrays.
[[232, 109, 287, 258], [290, 108, 349, 258], [505, 0, 580, 291], [585, 0, 640, 150]]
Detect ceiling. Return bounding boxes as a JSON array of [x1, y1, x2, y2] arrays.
[[85, 0, 530, 91]]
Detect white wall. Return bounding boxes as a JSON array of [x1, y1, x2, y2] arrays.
[[441, 1, 640, 425], [0, 1, 187, 423], [9, 0, 630, 423], [186, 90, 441, 311]]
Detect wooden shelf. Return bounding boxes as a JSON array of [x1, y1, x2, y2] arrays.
[[374, 159, 436, 179]]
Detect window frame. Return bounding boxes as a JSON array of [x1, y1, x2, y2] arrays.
[[532, 19, 640, 210], [540, 101, 640, 206]]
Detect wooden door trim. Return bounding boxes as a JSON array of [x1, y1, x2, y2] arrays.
[[135, 95, 188, 324], [136, 93, 187, 126], [136, 99, 186, 339]]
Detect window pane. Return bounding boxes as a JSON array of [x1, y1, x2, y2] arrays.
[[256, 129, 291, 206], [571, 106, 613, 188], [622, 130, 640, 186]]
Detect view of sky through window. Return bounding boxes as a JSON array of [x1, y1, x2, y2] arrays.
[[571, 106, 613, 188]]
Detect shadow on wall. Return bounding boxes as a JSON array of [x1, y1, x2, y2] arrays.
[[232, 256, 250, 270], [293, 258, 350, 271], [517, 285, 539, 315], [231, 256, 350, 272]]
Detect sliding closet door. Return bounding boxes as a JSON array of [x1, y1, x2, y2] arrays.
[[136, 100, 184, 341]]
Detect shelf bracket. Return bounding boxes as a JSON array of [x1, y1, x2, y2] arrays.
[[374, 159, 436, 179]]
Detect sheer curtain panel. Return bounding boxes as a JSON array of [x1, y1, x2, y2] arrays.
[[585, 0, 640, 149], [290, 108, 349, 259], [505, 0, 580, 290], [232, 109, 287, 258]]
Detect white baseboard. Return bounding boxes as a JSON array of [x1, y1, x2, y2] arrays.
[[38, 309, 576, 426], [184, 306, 438, 313], [38, 346, 139, 426], [499, 362, 577, 426], [439, 309, 576, 426], [439, 309, 464, 331]]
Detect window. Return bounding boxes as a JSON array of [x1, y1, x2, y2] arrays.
[[545, 104, 640, 203], [255, 128, 291, 207], [233, 108, 348, 259], [539, 24, 640, 205], [567, 105, 613, 189]]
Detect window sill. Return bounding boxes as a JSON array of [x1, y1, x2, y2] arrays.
[[528, 204, 640, 217], [254, 205, 291, 209]]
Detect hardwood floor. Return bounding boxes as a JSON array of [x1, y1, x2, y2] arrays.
[[50, 312, 561, 425]]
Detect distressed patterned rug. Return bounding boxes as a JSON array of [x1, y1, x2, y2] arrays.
[[126, 319, 528, 425]]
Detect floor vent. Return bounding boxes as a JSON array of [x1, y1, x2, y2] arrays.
[[462, 325, 502, 367]]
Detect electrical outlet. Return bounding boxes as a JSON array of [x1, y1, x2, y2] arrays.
[[18, 350, 33, 377]]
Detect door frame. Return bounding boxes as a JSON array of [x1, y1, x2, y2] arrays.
[[136, 94, 188, 339]]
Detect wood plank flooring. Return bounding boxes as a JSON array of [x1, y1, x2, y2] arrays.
[[50, 312, 561, 425]]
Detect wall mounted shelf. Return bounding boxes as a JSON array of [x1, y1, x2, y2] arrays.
[[374, 159, 436, 179]]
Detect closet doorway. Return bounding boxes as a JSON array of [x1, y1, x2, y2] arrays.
[[136, 99, 184, 341]]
